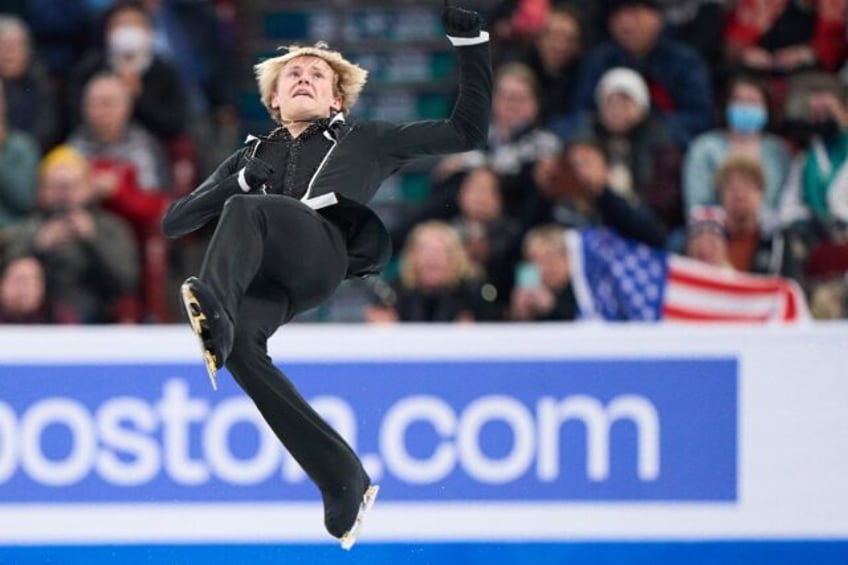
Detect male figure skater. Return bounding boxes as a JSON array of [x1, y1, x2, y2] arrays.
[[161, 1, 491, 550]]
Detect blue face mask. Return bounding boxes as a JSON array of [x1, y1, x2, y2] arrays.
[[726, 103, 767, 134]]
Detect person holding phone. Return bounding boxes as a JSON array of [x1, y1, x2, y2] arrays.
[[161, 1, 492, 549], [509, 224, 579, 321]]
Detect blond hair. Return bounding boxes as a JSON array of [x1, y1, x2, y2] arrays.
[[522, 224, 567, 257], [399, 221, 479, 289], [254, 42, 368, 123], [715, 155, 766, 193], [495, 62, 541, 100]]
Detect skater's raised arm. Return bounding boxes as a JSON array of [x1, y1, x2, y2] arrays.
[[161, 147, 273, 238], [372, 3, 493, 163]]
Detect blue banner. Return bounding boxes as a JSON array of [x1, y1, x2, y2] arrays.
[[0, 359, 737, 502]]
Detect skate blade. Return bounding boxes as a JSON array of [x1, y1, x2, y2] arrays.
[[202, 350, 218, 391], [340, 485, 379, 551], [180, 283, 219, 391]]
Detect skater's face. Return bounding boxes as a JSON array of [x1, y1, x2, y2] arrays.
[[272, 56, 343, 121]]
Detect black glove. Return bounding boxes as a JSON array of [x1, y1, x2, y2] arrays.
[[442, 0, 481, 38], [242, 156, 274, 191]]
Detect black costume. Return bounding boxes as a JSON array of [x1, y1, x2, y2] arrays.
[[161, 13, 492, 545]]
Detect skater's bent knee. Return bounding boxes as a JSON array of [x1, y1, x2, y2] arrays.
[[224, 338, 268, 372], [223, 193, 255, 212]]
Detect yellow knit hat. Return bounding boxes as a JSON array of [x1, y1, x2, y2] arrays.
[[39, 145, 89, 180]]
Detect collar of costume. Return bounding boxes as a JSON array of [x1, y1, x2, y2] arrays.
[[246, 113, 347, 144]]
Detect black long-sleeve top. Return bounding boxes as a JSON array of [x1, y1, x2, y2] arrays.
[[162, 36, 493, 277]]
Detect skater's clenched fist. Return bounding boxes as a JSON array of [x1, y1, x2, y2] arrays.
[[442, 0, 482, 38], [239, 156, 274, 193]]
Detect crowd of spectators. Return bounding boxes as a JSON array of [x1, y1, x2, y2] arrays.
[[367, 0, 848, 323], [0, 0, 237, 323], [1, 0, 847, 324]]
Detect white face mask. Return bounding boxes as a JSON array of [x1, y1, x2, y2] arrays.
[[108, 25, 152, 71]]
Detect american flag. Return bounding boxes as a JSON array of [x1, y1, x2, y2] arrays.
[[565, 228, 809, 323]]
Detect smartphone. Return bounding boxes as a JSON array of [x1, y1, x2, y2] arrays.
[[515, 262, 541, 289]]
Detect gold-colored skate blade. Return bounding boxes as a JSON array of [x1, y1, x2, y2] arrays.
[[339, 485, 379, 551], [180, 283, 219, 391]]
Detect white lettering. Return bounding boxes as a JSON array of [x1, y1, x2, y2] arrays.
[[96, 398, 160, 485], [537, 394, 660, 481], [458, 396, 535, 484], [0, 401, 17, 483], [156, 379, 209, 485], [0, 379, 664, 489], [381, 395, 456, 484]]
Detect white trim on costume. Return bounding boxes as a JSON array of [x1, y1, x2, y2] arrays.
[[447, 31, 489, 47]]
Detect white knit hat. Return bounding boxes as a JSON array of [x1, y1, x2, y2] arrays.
[[595, 67, 650, 112]]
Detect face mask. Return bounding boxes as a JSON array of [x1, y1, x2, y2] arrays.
[[807, 118, 841, 141], [726, 103, 767, 134], [108, 25, 151, 57], [785, 118, 842, 146]]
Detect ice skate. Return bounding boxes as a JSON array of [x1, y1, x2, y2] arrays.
[[180, 277, 233, 391], [339, 485, 379, 550]]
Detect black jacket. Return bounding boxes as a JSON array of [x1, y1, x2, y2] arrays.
[[162, 40, 492, 277]]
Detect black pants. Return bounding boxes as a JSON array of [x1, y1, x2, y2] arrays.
[[198, 194, 366, 494]]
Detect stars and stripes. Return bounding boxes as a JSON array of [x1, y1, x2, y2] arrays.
[[566, 228, 809, 323]]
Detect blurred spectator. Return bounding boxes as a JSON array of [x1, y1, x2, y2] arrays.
[[553, 67, 684, 230], [808, 274, 848, 318], [717, 156, 801, 277], [684, 205, 734, 270], [0, 15, 61, 150], [656, 0, 727, 81], [0, 253, 76, 324], [450, 167, 522, 313], [86, 154, 170, 323], [1, 146, 139, 323], [724, 0, 847, 76], [69, 72, 171, 192], [684, 74, 791, 221], [574, 0, 714, 147], [365, 221, 499, 323], [68, 0, 189, 143], [724, 0, 847, 116], [533, 139, 667, 247], [509, 224, 578, 321], [487, 0, 554, 63], [68, 72, 172, 321], [0, 79, 40, 229], [142, 0, 238, 124], [141, 0, 240, 178], [804, 238, 848, 319], [395, 62, 560, 250], [562, 0, 726, 57], [780, 72, 848, 248], [22, 0, 96, 83], [433, 63, 561, 214], [510, 5, 584, 121]]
